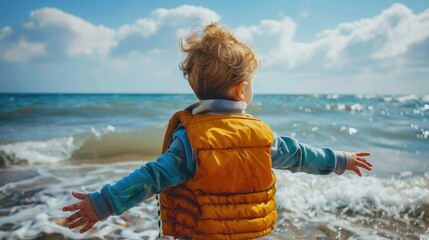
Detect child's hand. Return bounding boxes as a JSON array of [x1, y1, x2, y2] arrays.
[[62, 191, 99, 233], [346, 152, 373, 177]]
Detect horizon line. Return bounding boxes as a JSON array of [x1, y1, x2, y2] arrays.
[[0, 92, 426, 96]]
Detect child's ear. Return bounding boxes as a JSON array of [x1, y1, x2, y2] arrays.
[[235, 81, 248, 101]]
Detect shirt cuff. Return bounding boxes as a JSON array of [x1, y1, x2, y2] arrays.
[[89, 191, 113, 221], [334, 151, 348, 175]]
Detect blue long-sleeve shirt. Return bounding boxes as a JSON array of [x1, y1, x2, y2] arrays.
[[89, 100, 348, 220]]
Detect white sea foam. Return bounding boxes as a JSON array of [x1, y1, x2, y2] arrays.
[[383, 96, 393, 102], [0, 162, 160, 239], [90, 125, 116, 139], [350, 103, 364, 111], [327, 94, 339, 100], [419, 104, 429, 112], [274, 171, 429, 238], [397, 94, 419, 102], [348, 127, 358, 135], [1, 163, 428, 239], [0, 125, 165, 166], [337, 104, 346, 111], [275, 171, 429, 215], [0, 137, 78, 165]]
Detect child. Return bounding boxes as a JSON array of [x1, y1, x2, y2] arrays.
[[62, 23, 372, 239]]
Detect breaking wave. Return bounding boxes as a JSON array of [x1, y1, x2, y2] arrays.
[[0, 125, 166, 167]]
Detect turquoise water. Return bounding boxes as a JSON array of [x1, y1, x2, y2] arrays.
[[0, 94, 428, 239], [1, 93, 428, 176]]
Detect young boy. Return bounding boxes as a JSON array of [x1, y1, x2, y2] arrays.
[[63, 23, 372, 239]]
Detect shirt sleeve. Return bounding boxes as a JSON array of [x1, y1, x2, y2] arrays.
[[271, 134, 347, 175], [89, 128, 195, 220]]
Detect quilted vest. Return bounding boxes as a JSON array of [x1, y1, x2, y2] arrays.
[[159, 110, 277, 239]]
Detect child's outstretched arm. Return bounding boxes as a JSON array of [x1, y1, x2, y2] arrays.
[[271, 135, 373, 176], [61, 128, 194, 233], [62, 192, 99, 233]]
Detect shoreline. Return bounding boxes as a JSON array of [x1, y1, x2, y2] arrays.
[[1, 163, 428, 239], [71, 154, 158, 165]]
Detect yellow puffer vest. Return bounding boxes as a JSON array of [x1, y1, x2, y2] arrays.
[[159, 110, 277, 240]]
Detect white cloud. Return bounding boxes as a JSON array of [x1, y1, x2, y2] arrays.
[[373, 5, 429, 59], [236, 3, 429, 71], [0, 38, 45, 63], [118, 5, 221, 39], [0, 27, 45, 62], [235, 18, 314, 68], [0, 5, 221, 63], [25, 7, 117, 58], [316, 3, 429, 63], [151, 4, 221, 26], [0, 3, 428, 94], [118, 18, 158, 39], [232, 3, 429, 94], [0, 26, 12, 39]]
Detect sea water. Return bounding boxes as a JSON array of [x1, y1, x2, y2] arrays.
[[0, 94, 428, 239]]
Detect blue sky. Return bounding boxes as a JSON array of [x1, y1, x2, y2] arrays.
[[0, 0, 428, 94]]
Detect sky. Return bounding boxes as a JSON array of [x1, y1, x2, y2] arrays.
[[0, 0, 428, 94]]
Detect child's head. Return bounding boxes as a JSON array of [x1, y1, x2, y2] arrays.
[[179, 23, 259, 103]]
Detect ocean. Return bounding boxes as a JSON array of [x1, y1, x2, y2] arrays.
[[0, 93, 428, 239]]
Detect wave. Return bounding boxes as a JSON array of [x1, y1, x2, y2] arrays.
[[273, 171, 429, 238], [0, 125, 166, 167], [0, 105, 169, 121], [0, 94, 197, 121], [0, 164, 428, 239], [275, 171, 429, 216], [2, 94, 428, 119]]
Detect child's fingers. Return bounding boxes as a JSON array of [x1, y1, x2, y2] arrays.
[[65, 210, 83, 224], [62, 202, 82, 212], [361, 158, 373, 167], [356, 152, 370, 157], [352, 166, 362, 177], [68, 216, 88, 229], [79, 221, 96, 233], [356, 158, 372, 171], [72, 192, 88, 200]]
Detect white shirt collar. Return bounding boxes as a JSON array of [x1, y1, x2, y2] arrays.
[[187, 99, 247, 115]]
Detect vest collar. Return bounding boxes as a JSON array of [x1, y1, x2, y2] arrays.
[[186, 99, 247, 115]]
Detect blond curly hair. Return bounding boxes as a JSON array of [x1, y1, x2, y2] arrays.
[[179, 23, 259, 100]]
